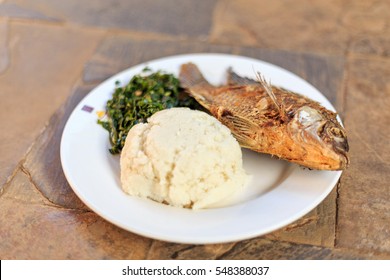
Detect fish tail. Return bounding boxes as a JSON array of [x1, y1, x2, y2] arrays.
[[179, 63, 214, 90]]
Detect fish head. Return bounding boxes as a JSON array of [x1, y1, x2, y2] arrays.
[[290, 106, 349, 169]]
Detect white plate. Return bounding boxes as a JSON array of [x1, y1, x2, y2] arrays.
[[60, 53, 342, 244]]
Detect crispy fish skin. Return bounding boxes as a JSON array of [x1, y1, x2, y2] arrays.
[[179, 63, 349, 170]]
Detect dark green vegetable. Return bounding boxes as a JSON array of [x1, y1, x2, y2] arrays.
[[98, 68, 201, 154]]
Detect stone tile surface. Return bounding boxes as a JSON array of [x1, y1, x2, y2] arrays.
[[146, 242, 236, 260], [0, 2, 58, 21], [337, 55, 390, 253], [0, 22, 104, 188], [2, 37, 346, 260], [217, 238, 380, 260], [0, 18, 9, 73], [83, 36, 233, 83], [23, 85, 97, 210], [344, 1, 390, 56], [210, 0, 390, 57], [0, 170, 152, 259], [1, 0, 389, 260], [8, 0, 217, 36], [146, 233, 379, 260], [0, 170, 372, 260]]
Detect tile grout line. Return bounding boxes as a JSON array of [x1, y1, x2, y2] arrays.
[[0, 18, 106, 194], [19, 163, 91, 213], [144, 240, 156, 260], [334, 181, 342, 248], [214, 242, 238, 260], [0, 161, 22, 197], [0, 71, 102, 203], [216, 242, 241, 260], [169, 245, 197, 259], [334, 46, 351, 247], [0, 121, 48, 197], [19, 163, 56, 206]]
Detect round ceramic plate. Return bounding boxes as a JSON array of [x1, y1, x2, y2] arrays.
[[60, 53, 342, 244]]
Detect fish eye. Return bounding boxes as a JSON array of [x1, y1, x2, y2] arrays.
[[297, 106, 323, 127]]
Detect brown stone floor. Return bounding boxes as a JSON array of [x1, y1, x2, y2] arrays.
[[0, 0, 389, 259]]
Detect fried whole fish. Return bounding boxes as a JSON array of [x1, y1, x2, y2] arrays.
[[179, 63, 349, 170]]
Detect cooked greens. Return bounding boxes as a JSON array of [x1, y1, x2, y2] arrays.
[[98, 68, 200, 154]]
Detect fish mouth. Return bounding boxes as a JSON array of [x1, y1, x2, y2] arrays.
[[333, 132, 349, 152], [333, 135, 350, 169], [337, 149, 350, 169], [317, 122, 350, 169]]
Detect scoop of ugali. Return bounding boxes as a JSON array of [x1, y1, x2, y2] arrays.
[[120, 107, 248, 209]]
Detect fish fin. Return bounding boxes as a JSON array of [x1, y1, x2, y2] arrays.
[[179, 63, 217, 110], [255, 72, 288, 122], [227, 67, 258, 86], [212, 106, 258, 148], [179, 63, 215, 90]]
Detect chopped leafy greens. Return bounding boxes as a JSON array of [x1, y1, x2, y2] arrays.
[[98, 68, 201, 154]]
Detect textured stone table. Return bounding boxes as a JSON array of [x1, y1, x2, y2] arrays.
[[1, 0, 389, 259]]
